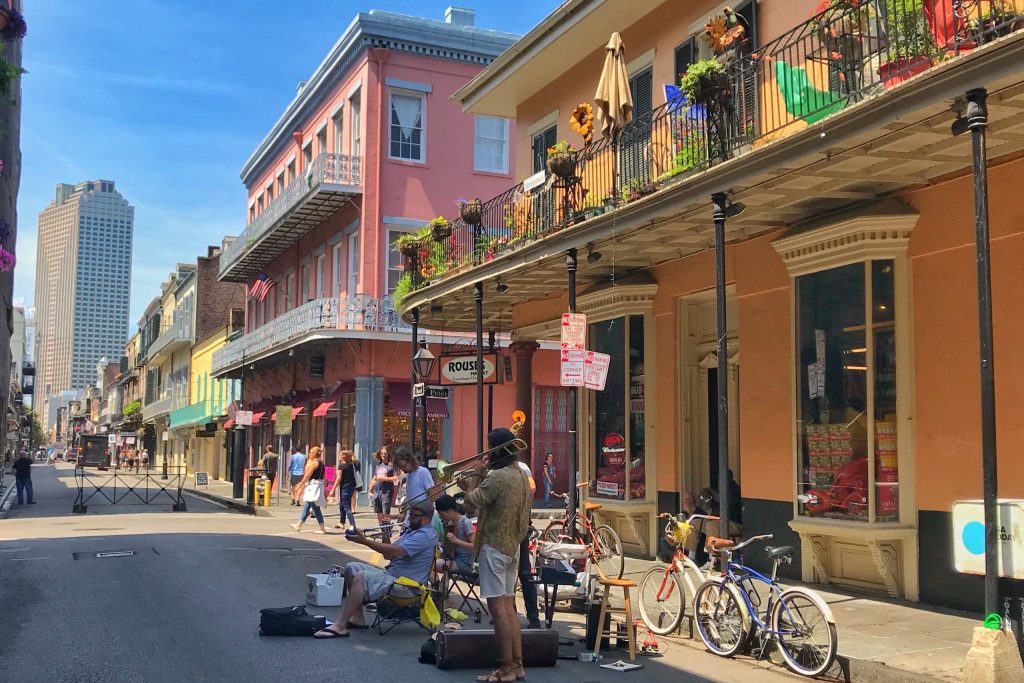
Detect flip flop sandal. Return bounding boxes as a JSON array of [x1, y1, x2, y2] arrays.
[[314, 629, 349, 639]]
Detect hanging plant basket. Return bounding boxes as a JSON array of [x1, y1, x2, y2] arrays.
[[430, 219, 451, 241], [459, 200, 484, 226], [681, 59, 734, 108], [398, 241, 421, 258], [547, 151, 578, 180], [0, 7, 26, 42], [0, 246, 15, 272]]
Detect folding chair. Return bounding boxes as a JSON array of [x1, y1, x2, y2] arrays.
[[371, 576, 440, 635], [446, 567, 489, 617]]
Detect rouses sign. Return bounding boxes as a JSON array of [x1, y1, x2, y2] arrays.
[[601, 433, 626, 467], [439, 353, 501, 385]]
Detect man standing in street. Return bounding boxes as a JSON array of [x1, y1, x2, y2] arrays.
[[461, 429, 531, 683], [13, 450, 35, 505], [261, 444, 280, 493], [516, 456, 542, 630], [288, 444, 307, 506]]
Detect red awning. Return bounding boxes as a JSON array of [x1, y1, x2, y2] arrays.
[[223, 418, 234, 429], [292, 405, 305, 418], [251, 411, 266, 422], [312, 381, 354, 417], [312, 400, 334, 417], [387, 381, 449, 419]]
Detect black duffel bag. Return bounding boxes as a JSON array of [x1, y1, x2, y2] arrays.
[[259, 605, 327, 636]]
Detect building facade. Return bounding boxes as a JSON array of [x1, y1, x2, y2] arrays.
[[399, 0, 1024, 611], [35, 179, 134, 427], [212, 8, 561, 489]]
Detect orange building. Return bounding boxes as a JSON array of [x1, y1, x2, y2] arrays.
[[399, 0, 1024, 610]]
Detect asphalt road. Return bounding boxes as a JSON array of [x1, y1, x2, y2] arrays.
[[0, 464, 790, 683]]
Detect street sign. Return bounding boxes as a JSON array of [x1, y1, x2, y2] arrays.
[[107, 434, 116, 446], [559, 349, 586, 387], [561, 313, 587, 350], [425, 386, 449, 400], [236, 410, 253, 426], [584, 352, 612, 391], [413, 382, 426, 398], [274, 405, 292, 436]]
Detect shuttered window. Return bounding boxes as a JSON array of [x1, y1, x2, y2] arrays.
[[674, 38, 695, 86], [620, 68, 653, 187], [733, 0, 759, 143], [531, 125, 558, 230], [532, 125, 557, 174]]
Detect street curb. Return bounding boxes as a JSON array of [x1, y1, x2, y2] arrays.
[[0, 477, 16, 519], [183, 488, 267, 517]]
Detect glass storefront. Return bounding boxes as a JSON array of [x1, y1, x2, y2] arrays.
[[591, 315, 647, 501], [796, 259, 898, 522], [382, 394, 441, 458]]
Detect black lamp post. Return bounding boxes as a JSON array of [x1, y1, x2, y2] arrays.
[[412, 341, 436, 464]]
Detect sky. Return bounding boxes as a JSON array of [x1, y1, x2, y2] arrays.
[[14, 0, 559, 327]]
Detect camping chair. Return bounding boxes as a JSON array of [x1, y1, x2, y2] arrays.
[[371, 576, 440, 635], [446, 566, 489, 617]]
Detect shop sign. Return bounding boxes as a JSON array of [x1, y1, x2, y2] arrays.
[[195, 472, 209, 487], [602, 433, 626, 467], [107, 434, 116, 446], [560, 313, 587, 350], [953, 499, 1024, 579], [596, 480, 620, 497], [559, 349, 586, 387], [583, 352, 611, 391], [439, 354, 500, 385], [274, 405, 292, 436], [236, 410, 253, 426]]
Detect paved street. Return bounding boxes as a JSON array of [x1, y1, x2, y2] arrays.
[[0, 464, 790, 683]]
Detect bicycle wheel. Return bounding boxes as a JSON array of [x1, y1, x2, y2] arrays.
[[694, 580, 750, 657], [638, 566, 685, 635], [541, 521, 568, 543], [770, 587, 838, 677], [591, 524, 624, 580]]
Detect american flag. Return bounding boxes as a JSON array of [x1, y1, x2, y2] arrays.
[[250, 273, 275, 302]]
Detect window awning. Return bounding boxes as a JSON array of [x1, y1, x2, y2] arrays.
[[223, 418, 234, 429], [312, 381, 355, 417], [270, 405, 306, 421], [251, 411, 266, 422], [387, 381, 449, 419]]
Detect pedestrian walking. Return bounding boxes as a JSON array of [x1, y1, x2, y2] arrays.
[[329, 450, 358, 531], [542, 452, 556, 507], [13, 451, 35, 505], [261, 444, 279, 492], [288, 444, 307, 506], [350, 455, 362, 515], [141, 449, 150, 470], [290, 446, 327, 534], [368, 446, 397, 535]]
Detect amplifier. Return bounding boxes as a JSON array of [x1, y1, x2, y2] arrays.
[[435, 629, 559, 669], [537, 557, 577, 586]]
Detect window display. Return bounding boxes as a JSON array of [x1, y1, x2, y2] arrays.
[[591, 315, 647, 501], [796, 259, 898, 523]]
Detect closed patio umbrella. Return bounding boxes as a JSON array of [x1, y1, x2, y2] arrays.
[[594, 33, 633, 201]]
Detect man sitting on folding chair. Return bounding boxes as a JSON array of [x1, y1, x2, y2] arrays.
[[314, 499, 438, 639]]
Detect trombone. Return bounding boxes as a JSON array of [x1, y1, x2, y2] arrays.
[[399, 414, 528, 515]]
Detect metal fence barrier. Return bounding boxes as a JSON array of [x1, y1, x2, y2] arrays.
[[73, 465, 188, 513]]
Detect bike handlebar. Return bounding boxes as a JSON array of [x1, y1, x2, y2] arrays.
[[722, 534, 773, 555]]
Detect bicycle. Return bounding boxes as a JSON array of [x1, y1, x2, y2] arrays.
[[540, 486, 624, 581], [637, 512, 718, 635], [694, 534, 838, 678]]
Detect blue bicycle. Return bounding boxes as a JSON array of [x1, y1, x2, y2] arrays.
[[694, 534, 838, 678]]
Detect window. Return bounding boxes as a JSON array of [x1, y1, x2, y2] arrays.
[[332, 109, 344, 154], [674, 38, 695, 84], [302, 143, 313, 172], [347, 232, 360, 296], [796, 260, 898, 523], [317, 127, 327, 156], [532, 125, 557, 174], [288, 160, 296, 181], [385, 227, 413, 294], [350, 93, 361, 159], [257, 194, 264, 212], [285, 272, 295, 310], [301, 265, 310, 303], [474, 116, 509, 173], [277, 172, 285, 195], [266, 184, 274, 203], [590, 315, 647, 501], [332, 242, 343, 296], [315, 253, 325, 299], [389, 90, 425, 162]]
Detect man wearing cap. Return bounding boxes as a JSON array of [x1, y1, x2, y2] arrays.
[[314, 498, 438, 639]]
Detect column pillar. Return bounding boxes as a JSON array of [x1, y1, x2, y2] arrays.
[[354, 376, 384, 495], [510, 341, 540, 469]]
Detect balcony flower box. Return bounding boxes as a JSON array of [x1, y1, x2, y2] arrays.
[[876, 55, 932, 87]]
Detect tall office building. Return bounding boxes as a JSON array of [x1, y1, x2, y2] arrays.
[[35, 180, 134, 427]]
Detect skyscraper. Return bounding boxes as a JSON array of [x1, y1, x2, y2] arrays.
[[35, 180, 134, 427]]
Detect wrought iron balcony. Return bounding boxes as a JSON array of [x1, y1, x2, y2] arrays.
[[211, 295, 409, 376], [401, 0, 1024, 300], [146, 320, 193, 364], [141, 395, 175, 422], [220, 152, 362, 283]]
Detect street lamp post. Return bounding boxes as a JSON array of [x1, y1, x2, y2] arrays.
[[412, 341, 436, 464]]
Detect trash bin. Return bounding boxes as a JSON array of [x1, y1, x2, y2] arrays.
[[246, 467, 267, 505]]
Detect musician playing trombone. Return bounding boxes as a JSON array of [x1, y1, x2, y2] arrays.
[[458, 428, 532, 683]]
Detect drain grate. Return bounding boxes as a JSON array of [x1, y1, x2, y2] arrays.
[[72, 548, 157, 561]]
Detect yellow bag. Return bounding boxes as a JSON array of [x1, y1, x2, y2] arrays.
[[395, 576, 441, 628]]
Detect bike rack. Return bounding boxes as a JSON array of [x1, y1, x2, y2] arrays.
[[72, 465, 188, 513]]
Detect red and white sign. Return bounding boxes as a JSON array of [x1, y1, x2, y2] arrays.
[[559, 349, 586, 387], [236, 410, 253, 426], [560, 313, 587, 350], [602, 433, 627, 467], [583, 352, 611, 391]]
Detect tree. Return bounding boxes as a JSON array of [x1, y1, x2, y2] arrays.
[[25, 409, 45, 448]]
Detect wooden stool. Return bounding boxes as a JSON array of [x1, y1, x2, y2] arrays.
[[592, 577, 638, 661]]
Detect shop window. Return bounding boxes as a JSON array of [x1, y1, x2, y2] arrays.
[[796, 259, 898, 522], [591, 315, 647, 501]]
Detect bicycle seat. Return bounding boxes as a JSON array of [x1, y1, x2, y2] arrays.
[[765, 545, 795, 562], [584, 502, 603, 512], [705, 536, 734, 552]]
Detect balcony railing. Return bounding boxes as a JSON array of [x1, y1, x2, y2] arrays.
[[211, 295, 409, 375], [220, 152, 362, 280], [146, 321, 193, 362], [141, 395, 175, 422], [407, 0, 1024, 292]]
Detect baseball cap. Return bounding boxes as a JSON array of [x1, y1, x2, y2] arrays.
[[412, 500, 435, 517]]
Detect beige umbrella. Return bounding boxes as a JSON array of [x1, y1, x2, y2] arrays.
[[595, 32, 633, 140]]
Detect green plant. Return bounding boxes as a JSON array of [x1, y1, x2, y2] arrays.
[[546, 140, 577, 157], [392, 272, 414, 307], [884, 0, 935, 58], [0, 47, 25, 102], [680, 59, 731, 106], [123, 401, 142, 417]]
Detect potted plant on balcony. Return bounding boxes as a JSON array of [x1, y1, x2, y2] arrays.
[[877, 0, 935, 87], [680, 58, 732, 107], [456, 198, 483, 226], [393, 231, 424, 258], [967, 0, 1024, 44], [0, 6, 26, 42], [546, 140, 579, 180], [428, 216, 451, 241]]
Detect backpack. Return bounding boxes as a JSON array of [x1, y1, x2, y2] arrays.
[[258, 605, 327, 636]]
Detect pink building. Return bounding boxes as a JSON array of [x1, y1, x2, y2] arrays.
[[212, 7, 561, 493]]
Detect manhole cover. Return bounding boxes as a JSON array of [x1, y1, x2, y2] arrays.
[[96, 551, 134, 558]]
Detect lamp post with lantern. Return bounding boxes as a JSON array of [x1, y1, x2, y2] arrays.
[[412, 341, 436, 465]]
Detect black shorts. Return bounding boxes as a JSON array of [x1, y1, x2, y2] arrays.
[[372, 496, 391, 514]]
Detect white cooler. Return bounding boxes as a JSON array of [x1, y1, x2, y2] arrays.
[[306, 572, 344, 607]]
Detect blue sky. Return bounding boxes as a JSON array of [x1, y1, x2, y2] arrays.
[[14, 1, 557, 326]]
